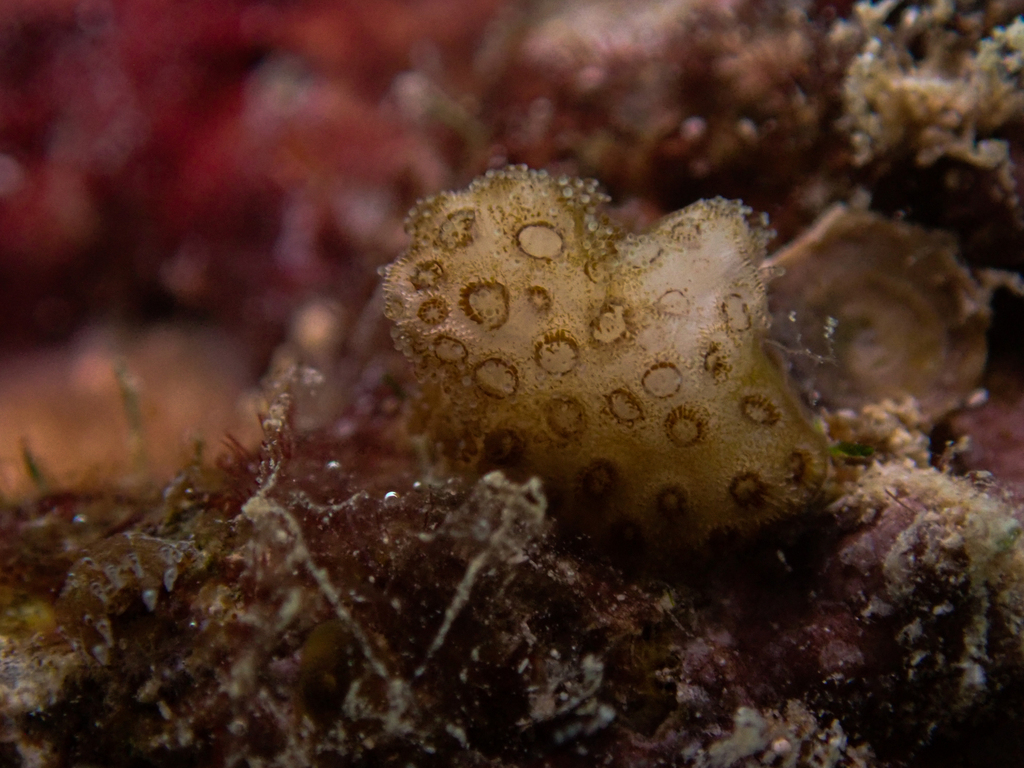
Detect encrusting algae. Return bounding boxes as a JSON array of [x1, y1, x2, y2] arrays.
[[382, 165, 830, 562]]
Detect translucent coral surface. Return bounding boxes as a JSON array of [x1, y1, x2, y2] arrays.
[[383, 167, 830, 562]]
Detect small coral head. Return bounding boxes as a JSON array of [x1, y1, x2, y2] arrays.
[[382, 165, 828, 565]]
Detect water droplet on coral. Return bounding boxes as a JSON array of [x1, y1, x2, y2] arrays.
[[383, 491, 401, 507], [517, 224, 563, 259], [141, 589, 158, 612]]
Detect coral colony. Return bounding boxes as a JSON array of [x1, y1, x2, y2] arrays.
[[382, 167, 829, 565], [5, 2, 1024, 768]]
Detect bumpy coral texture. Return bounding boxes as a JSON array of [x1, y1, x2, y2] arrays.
[[383, 166, 828, 556]]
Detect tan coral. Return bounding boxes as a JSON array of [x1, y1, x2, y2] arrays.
[[382, 166, 828, 562]]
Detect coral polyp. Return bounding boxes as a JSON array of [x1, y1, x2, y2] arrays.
[[382, 166, 829, 561]]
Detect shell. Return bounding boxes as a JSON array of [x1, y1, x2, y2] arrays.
[[767, 205, 991, 424]]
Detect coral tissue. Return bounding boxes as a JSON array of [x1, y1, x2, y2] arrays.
[[383, 166, 828, 560]]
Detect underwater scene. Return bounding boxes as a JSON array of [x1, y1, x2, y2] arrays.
[[2, 1, 1024, 766]]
